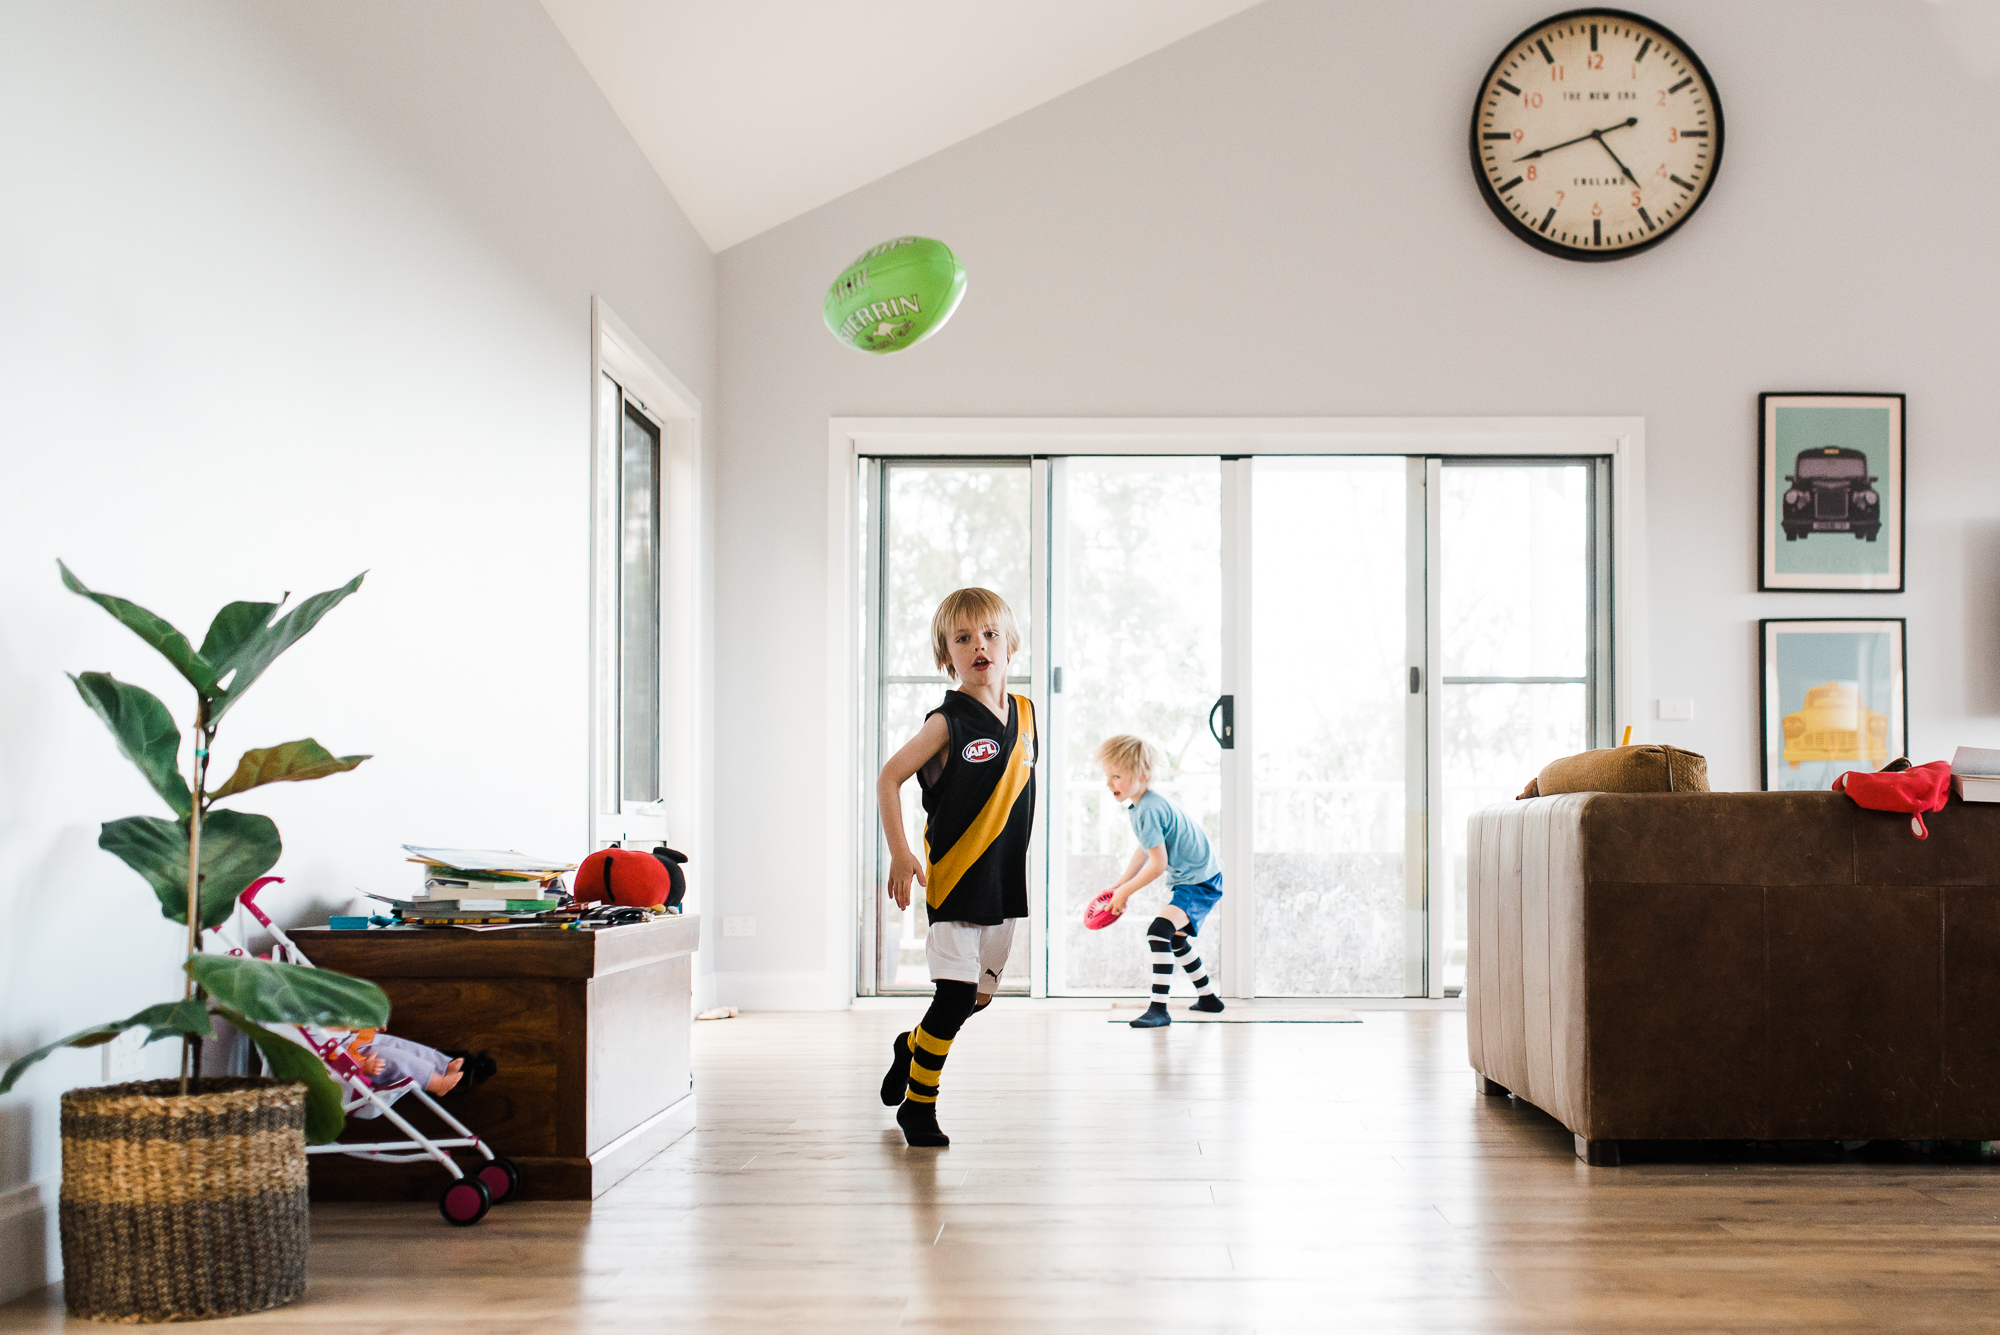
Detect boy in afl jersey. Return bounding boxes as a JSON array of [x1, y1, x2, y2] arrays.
[[875, 588, 1037, 1147]]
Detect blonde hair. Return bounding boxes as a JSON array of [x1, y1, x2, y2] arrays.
[[930, 588, 1020, 679], [1095, 734, 1165, 782]]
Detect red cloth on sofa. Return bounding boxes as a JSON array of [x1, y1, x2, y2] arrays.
[[1831, 761, 1951, 839]]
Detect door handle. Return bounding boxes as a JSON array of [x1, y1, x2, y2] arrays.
[[1209, 695, 1234, 750]]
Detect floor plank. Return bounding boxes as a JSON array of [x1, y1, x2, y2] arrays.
[[6, 1005, 2000, 1332]]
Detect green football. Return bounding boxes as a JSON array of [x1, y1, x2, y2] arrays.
[[823, 236, 967, 355]]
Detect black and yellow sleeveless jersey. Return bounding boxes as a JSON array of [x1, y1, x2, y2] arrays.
[[919, 691, 1037, 925]]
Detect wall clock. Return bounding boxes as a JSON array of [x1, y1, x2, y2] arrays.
[[1470, 9, 1724, 260]]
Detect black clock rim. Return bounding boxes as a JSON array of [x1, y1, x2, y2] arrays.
[[1468, 7, 1726, 263]]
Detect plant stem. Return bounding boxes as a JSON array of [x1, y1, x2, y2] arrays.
[[180, 702, 210, 1096]]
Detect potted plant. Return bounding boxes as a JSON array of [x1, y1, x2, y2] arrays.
[[1, 563, 390, 1323]]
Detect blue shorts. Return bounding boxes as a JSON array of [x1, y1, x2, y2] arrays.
[[1169, 873, 1224, 935]]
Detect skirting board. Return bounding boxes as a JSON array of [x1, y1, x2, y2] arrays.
[[711, 970, 847, 1011], [0, 1180, 56, 1305]]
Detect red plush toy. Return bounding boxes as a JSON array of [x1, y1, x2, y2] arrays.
[[1832, 760, 1952, 839], [574, 844, 688, 908]]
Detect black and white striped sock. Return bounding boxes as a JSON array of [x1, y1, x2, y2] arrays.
[[1172, 933, 1216, 998], [1146, 917, 1176, 1000]]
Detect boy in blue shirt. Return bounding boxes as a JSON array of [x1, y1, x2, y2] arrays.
[[1097, 734, 1224, 1027]]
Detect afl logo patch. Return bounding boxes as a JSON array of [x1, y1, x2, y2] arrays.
[[962, 738, 1001, 763]]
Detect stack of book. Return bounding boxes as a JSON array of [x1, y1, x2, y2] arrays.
[[1951, 748, 2000, 803], [388, 846, 577, 926]]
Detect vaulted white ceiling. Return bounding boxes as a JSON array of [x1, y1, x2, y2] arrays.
[[539, 0, 1266, 252]]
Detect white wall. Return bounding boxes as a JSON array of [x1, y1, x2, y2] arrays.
[[0, 1, 715, 1298], [711, 0, 2000, 1007]]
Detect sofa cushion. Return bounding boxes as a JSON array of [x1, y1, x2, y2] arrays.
[[1537, 743, 1708, 796]]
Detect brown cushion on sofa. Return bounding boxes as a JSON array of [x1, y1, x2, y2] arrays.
[[1537, 744, 1709, 795]]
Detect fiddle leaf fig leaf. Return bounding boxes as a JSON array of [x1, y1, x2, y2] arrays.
[[0, 999, 214, 1094], [70, 672, 192, 817], [199, 600, 286, 669], [187, 954, 388, 1030], [214, 1006, 348, 1144], [208, 739, 369, 802], [58, 561, 218, 696], [127, 997, 216, 1044], [99, 810, 281, 929], [207, 573, 364, 724]]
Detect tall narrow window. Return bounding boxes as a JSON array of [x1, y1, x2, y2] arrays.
[[1436, 460, 1600, 994], [619, 399, 662, 804]]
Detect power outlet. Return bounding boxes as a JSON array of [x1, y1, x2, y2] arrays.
[[1657, 697, 1695, 721], [722, 916, 757, 938], [101, 1027, 145, 1083]]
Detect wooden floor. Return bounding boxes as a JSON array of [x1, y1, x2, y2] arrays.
[[8, 1003, 2000, 1332]]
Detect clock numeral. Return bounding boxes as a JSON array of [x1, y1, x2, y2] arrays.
[[1669, 127, 1679, 142], [1656, 162, 1670, 178], [1630, 190, 1642, 208], [1591, 201, 1603, 218], [1587, 52, 1604, 70], [1551, 64, 1565, 82], [1526, 165, 1537, 181], [1523, 91, 1543, 108]]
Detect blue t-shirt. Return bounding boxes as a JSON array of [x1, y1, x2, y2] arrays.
[[1126, 789, 1222, 886]]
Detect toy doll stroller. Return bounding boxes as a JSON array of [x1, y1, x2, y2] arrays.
[[203, 877, 521, 1225]]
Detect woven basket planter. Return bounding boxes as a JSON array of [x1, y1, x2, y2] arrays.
[[60, 1077, 308, 1323]]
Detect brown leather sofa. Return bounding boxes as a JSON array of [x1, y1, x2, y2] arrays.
[[1465, 790, 2000, 1164]]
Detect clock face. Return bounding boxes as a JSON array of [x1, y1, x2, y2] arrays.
[[1470, 9, 1724, 260]]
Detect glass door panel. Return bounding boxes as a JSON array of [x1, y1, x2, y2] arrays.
[[1436, 462, 1594, 995], [873, 461, 1032, 993], [1051, 457, 1222, 995], [1250, 459, 1412, 996]]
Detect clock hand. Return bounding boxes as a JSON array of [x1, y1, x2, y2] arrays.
[[1593, 134, 1643, 189], [1513, 117, 1639, 162]]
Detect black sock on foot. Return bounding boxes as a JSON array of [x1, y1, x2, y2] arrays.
[[880, 1031, 912, 1105], [1189, 995, 1225, 1013], [896, 1098, 950, 1147], [1129, 1001, 1172, 1028]]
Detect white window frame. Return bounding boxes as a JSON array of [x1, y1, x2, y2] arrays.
[[826, 417, 1647, 1001], [591, 297, 702, 855]]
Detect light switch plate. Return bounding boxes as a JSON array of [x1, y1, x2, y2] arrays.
[[722, 916, 757, 938], [101, 1027, 145, 1082], [1657, 697, 1694, 721]]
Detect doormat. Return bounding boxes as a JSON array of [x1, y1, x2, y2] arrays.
[[1106, 1004, 1361, 1024]]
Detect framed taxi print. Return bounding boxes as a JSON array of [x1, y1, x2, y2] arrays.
[[1759, 393, 1905, 592], [1759, 618, 1907, 792]]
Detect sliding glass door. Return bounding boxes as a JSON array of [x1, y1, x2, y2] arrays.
[[858, 452, 1609, 997]]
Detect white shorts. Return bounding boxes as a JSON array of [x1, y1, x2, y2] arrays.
[[925, 919, 1016, 992]]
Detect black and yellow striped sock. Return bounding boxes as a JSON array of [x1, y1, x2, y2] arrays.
[[905, 1025, 953, 1104]]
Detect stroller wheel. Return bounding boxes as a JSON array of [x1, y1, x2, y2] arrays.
[[476, 1156, 521, 1205], [439, 1175, 492, 1226]]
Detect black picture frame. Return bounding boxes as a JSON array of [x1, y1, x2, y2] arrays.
[[1757, 617, 1908, 792], [1758, 392, 1906, 592]]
